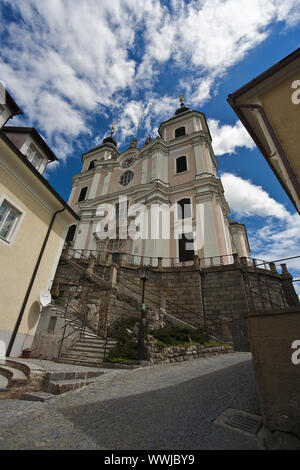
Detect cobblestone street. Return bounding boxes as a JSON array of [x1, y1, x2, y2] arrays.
[[0, 353, 260, 450]]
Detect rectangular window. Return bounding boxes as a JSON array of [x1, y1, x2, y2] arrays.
[[26, 144, 42, 169], [176, 156, 187, 174], [0, 200, 20, 241]]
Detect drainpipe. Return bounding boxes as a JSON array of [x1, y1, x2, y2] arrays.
[[231, 102, 300, 203], [6, 207, 65, 357]]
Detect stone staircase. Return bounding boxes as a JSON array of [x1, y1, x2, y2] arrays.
[[56, 334, 118, 368], [0, 359, 46, 399], [22, 369, 105, 401]]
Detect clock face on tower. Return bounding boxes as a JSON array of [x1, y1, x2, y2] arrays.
[[121, 155, 135, 168]]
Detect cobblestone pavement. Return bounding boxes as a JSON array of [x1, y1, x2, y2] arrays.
[[0, 353, 261, 450]]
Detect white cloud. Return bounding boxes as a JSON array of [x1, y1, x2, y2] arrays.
[[221, 173, 290, 219], [209, 119, 255, 155], [1, 0, 300, 160], [249, 213, 300, 293], [221, 172, 300, 292]]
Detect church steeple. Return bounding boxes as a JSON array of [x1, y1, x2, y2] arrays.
[[103, 121, 117, 147], [175, 94, 190, 115]]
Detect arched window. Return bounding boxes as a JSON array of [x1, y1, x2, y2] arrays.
[[119, 170, 134, 186], [175, 127, 186, 138], [66, 225, 77, 242], [179, 232, 194, 262], [177, 198, 191, 219], [88, 160, 96, 170], [176, 156, 187, 174], [78, 186, 88, 202]]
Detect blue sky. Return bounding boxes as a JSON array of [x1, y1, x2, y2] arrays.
[[1, 0, 300, 291]]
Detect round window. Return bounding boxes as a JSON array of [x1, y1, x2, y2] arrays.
[[119, 170, 134, 186]]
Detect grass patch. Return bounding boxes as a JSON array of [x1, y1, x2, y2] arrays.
[[150, 325, 210, 347]]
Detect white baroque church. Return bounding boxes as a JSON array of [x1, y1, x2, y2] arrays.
[[67, 98, 250, 264]]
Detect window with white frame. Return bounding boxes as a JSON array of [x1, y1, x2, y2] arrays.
[[0, 199, 21, 241], [25, 144, 43, 170]]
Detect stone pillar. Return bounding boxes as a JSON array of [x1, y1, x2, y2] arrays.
[[281, 264, 300, 307], [87, 254, 96, 275], [109, 264, 118, 288], [269, 262, 277, 273], [194, 255, 200, 268], [64, 241, 74, 259]]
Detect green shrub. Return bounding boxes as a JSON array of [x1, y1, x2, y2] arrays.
[[106, 316, 140, 363], [151, 325, 210, 347]]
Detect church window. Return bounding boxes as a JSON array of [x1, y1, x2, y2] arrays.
[[119, 170, 134, 186], [175, 127, 186, 138], [88, 160, 96, 170], [177, 198, 192, 219], [176, 156, 187, 174], [178, 232, 194, 262], [78, 186, 88, 202], [66, 225, 77, 242]]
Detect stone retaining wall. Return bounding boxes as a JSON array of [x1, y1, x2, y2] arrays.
[[146, 334, 233, 365]]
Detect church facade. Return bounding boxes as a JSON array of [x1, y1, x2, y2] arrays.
[[67, 99, 250, 264]]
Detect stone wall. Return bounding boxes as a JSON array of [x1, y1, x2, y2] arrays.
[[248, 307, 300, 438], [145, 334, 233, 364], [45, 249, 298, 354]]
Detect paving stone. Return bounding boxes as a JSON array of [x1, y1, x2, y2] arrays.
[[21, 392, 55, 402]]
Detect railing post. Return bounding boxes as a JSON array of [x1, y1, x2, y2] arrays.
[[233, 253, 239, 265], [110, 264, 118, 288], [280, 264, 300, 307], [269, 262, 277, 273], [87, 254, 96, 275], [158, 257, 163, 268]]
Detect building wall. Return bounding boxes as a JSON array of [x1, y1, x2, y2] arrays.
[[248, 308, 300, 437], [0, 139, 74, 356], [45, 252, 295, 356]]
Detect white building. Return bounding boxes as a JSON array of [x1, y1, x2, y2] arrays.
[[67, 98, 250, 264]]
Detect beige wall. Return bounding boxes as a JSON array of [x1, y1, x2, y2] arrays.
[[0, 140, 76, 356], [260, 71, 300, 183]]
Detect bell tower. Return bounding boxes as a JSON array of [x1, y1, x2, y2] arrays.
[[67, 97, 250, 263]]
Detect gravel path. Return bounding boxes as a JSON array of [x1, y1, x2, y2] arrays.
[[0, 353, 260, 450]]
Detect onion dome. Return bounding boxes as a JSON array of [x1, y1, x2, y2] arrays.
[[175, 94, 190, 115], [103, 121, 117, 147]]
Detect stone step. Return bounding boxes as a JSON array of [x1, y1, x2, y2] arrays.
[[78, 336, 113, 344], [21, 391, 55, 402], [47, 370, 103, 381], [47, 377, 101, 395], [0, 365, 28, 386], [55, 357, 106, 368], [61, 352, 105, 361], [0, 374, 9, 389], [71, 344, 116, 353], [55, 357, 136, 369], [65, 351, 106, 359]]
